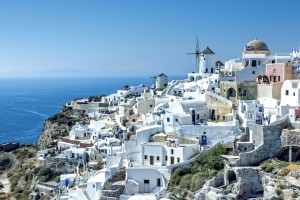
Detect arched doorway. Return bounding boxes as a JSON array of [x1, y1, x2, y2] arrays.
[[227, 88, 236, 99], [227, 170, 237, 184]]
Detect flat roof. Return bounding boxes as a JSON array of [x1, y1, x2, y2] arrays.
[[142, 142, 165, 146]]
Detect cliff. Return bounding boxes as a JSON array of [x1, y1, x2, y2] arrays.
[[37, 111, 83, 150]]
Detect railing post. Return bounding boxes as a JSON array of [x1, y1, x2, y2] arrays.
[[289, 145, 292, 163]]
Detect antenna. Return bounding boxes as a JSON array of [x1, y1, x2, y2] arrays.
[[187, 36, 201, 73]]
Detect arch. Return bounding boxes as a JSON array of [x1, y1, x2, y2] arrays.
[[227, 170, 237, 184], [262, 75, 269, 84], [189, 76, 195, 82], [277, 146, 300, 162], [227, 88, 236, 99]]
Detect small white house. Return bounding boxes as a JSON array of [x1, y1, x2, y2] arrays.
[[239, 100, 265, 127], [125, 168, 166, 194], [60, 174, 76, 187], [141, 141, 198, 166]]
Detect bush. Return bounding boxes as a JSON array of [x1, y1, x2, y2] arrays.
[[292, 192, 298, 198], [13, 149, 35, 160], [261, 162, 275, 173], [169, 144, 226, 192], [275, 188, 282, 195], [0, 157, 12, 173]]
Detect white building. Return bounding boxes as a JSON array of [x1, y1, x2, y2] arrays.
[[141, 141, 198, 166], [239, 100, 265, 127], [280, 80, 300, 122], [155, 73, 168, 89], [125, 168, 166, 194]]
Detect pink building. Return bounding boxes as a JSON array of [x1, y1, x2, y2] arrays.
[[257, 62, 300, 99]]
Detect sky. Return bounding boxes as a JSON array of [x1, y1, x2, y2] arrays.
[[0, 0, 299, 77]]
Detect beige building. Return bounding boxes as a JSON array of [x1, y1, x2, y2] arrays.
[[220, 81, 257, 106]]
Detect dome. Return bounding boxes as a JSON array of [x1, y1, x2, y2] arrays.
[[245, 39, 269, 51]]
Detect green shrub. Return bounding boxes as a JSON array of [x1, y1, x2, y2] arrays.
[[179, 174, 192, 189], [169, 144, 226, 192], [292, 192, 298, 198], [0, 157, 12, 173], [275, 188, 283, 195]]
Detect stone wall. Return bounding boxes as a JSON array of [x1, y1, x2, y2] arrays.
[[194, 166, 263, 200], [235, 117, 288, 166], [205, 93, 232, 120], [281, 129, 300, 146], [229, 167, 263, 196]]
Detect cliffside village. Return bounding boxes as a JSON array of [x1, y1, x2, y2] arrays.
[[32, 39, 300, 199]]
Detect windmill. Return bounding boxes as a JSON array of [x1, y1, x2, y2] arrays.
[[187, 36, 201, 73]]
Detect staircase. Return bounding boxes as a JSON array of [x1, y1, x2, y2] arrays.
[[83, 190, 92, 200]]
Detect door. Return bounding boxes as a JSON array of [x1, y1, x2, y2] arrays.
[[150, 156, 154, 165], [171, 156, 174, 165], [144, 180, 150, 193], [211, 109, 215, 120]]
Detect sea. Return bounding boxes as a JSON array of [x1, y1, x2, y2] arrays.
[[0, 75, 185, 144]]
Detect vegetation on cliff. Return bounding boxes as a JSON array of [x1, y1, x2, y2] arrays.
[[169, 144, 226, 192], [7, 146, 62, 200], [0, 157, 12, 174]]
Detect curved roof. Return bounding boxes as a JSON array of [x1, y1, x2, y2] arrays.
[[245, 39, 269, 51]]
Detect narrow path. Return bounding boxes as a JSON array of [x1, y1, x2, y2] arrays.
[[0, 152, 18, 193]]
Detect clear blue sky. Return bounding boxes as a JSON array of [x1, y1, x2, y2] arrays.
[[0, 0, 299, 77]]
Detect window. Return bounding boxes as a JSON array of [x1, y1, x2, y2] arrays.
[[205, 68, 208, 73], [156, 156, 160, 161], [246, 60, 249, 66], [259, 107, 263, 112], [252, 71, 255, 74], [243, 90, 246, 96], [171, 149, 174, 154], [211, 68, 213, 73], [294, 92, 296, 96], [252, 60, 257, 67], [144, 155, 148, 160], [286, 90, 289, 95], [278, 76, 280, 81], [203, 131, 206, 135], [150, 105, 153, 108], [177, 157, 180, 163], [269, 76, 272, 82], [165, 156, 168, 161], [167, 118, 170, 122], [223, 116, 226, 120], [93, 184, 95, 188], [157, 178, 161, 187], [175, 118, 178, 122], [196, 114, 200, 120]]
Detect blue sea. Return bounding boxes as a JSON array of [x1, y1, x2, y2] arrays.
[[0, 75, 185, 144]]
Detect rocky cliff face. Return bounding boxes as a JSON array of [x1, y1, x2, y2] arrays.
[[37, 120, 71, 150], [37, 110, 83, 150]]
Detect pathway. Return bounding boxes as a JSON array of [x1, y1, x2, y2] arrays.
[[0, 152, 18, 193]]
